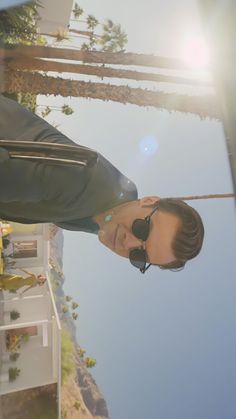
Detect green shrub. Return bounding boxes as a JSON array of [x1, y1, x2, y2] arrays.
[[17, 92, 37, 112], [9, 367, 20, 381], [74, 400, 81, 410], [21, 333, 30, 343], [9, 352, 20, 362], [10, 310, 20, 320], [61, 327, 76, 384], [71, 302, 79, 310], [2, 238, 10, 249], [85, 357, 96, 368], [62, 305, 69, 314], [0, 1, 40, 44], [62, 408, 67, 419], [72, 312, 78, 321], [78, 348, 86, 358]]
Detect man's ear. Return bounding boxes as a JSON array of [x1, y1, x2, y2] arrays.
[[140, 196, 160, 207]]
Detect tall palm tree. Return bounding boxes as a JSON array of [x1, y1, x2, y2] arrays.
[[68, 28, 93, 37], [39, 30, 70, 43], [171, 193, 236, 200], [68, 20, 127, 52], [86, 14, 99, 30], [100, 20, 128, 52], [72, 3, 83, 19], [38, 104, 74, 117], [1, 44, 192, 70], [1, 69, 220, 119], [61, 104, 74, 115], [40, 106, 51, 117], [9, 56, 211, 87]]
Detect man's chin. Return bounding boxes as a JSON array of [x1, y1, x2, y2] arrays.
[[98, 231, 127, 259], [98, 231, 112, 250]]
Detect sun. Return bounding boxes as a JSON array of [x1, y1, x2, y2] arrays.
[[181, 36, 210, 70]]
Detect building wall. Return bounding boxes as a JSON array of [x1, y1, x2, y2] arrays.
[[3, 293, 52, 324], [9, 223, 49, 269], [0, 322, 54, 395], [37, 0, 74, 33], [0, 224, 61, 402]]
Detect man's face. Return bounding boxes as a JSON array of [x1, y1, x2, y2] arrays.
[[95, 197, 181, 267]]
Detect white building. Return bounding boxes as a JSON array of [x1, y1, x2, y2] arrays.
[[37, 0, 74, 34], [0, 223, 61, 419]]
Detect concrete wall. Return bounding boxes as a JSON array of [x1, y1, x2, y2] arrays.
[[0, 223, 61, 399], [3, 292, 52, 324], [8, 224, 49, 269], [0, 322, 54, 395], [37, 0, 74, 33]]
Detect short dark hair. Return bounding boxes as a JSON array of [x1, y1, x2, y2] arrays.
[[155, 198, 204, 270]]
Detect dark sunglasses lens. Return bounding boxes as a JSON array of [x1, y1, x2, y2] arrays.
[[132, 219, 149, 241], [129, 248, 146, 270]]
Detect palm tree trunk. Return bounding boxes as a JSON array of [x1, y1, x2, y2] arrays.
[[39, 31, 89, 40], [1, 45, 190, 70], [1, 69, 221, 119], [70, 19, 88, 23], [8, 57, 211, 87], [37, 105, 61, 109], [69, 29, 93, 37], [171, 193, 236, 200]]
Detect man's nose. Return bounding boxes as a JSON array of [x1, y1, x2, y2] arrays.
[[122, 230, 142, 250]]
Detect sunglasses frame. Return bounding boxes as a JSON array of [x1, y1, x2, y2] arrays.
[[129, 204, 159, 273]]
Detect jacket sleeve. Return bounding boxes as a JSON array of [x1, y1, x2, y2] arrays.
[[0, 95, 87, 204]]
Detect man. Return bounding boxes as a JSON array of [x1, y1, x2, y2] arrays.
[[0, 94, 204, 273]]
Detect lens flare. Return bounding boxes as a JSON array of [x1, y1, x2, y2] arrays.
[[139, 135, 159, 156], [182, 36, 210, 70]]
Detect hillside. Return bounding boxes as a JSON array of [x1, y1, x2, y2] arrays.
[[49, 226, 109, 419]]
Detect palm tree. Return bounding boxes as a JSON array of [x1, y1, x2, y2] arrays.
[[9, 56, 211, 87], [2, 69, 221, 119], [68, 23, 127, 52], [38, 104, 74, 117], [72, 312, 78, 320], [62, 104, 74, 115], [87, 15, 99, 30], [100, 20, 128, 52], [38, 26, 126, 52], [39, 29, 70, 43], [80, 42, 90, 51], [72, 3, 84, 19], [68, 28, 93, 37], [40, 105, 51, 117], [1, 45, 189, 70], [170, 193, 236, 201]]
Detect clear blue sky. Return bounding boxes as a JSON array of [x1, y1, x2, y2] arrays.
[[40, 1, 236, 418]]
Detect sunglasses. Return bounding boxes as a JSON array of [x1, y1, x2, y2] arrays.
[[129, 205, 159, 273]]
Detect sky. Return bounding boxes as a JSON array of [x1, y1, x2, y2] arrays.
[[39, 1, 236, 418]]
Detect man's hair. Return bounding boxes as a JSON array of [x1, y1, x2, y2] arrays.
[[155, 198, 204, 270]]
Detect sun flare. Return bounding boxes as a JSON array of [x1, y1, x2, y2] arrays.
[[181, 36, 210, 70]]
